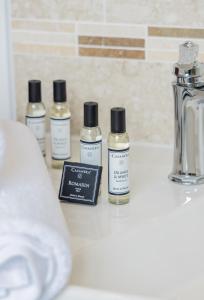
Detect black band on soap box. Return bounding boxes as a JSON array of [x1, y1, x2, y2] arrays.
[[59, 161, 102, 205]]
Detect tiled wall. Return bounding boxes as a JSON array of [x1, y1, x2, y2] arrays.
[[11, 0, 204, 144]]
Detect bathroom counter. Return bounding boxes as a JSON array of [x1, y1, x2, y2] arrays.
[[49, 138, 204, 300]]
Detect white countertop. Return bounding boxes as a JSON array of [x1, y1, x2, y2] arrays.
[[49, 138, 204, 300]]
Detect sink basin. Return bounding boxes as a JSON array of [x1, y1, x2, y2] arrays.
[[50, 139, 204, 300]]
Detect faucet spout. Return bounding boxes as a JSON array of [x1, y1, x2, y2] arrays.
[[169, 41, 204, 185]]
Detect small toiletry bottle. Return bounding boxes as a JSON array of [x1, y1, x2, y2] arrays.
[[26, 80, 46, 156], [50, 80, 71, 169], [108, 107, 130, 204], [80, 102, 102, 166]]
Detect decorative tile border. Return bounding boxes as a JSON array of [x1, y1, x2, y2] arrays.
[[149, 26, 204, 39], [79, 36, 145, 48], [79, 47, 145, 59], [12, 19, 204, 61]]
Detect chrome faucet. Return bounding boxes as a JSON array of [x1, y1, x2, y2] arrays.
[[169, 41, 204, 185]]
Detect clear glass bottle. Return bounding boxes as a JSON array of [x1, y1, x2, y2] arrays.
[[50, 80, 71, 169], [26, 80, 46, 156], [108, 107, 130, 205], [80, 102, 102, 166]]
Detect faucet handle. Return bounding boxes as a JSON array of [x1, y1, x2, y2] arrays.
[[174, 41, 204, 83], [179, 41, 199, 65]]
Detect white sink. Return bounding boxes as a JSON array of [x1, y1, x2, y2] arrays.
[[50, 139, 204, 300]]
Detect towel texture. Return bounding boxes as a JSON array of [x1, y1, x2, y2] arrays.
[[0, 121, 71, 300]]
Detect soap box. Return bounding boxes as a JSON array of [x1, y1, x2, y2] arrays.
[[59, 161, 102, 205]]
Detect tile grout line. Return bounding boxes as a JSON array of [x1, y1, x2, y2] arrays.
[[144, 25, 148, 62], [76, 22, 79, 57]]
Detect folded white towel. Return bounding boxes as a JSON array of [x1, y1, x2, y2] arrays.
[[0, 121, 71, 300]]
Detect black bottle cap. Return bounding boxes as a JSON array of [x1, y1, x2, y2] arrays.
[[53, 80, 67, 102], [111, 107, 126, 133], [84, 102, 98, 127], [28, 80, 41, 103]]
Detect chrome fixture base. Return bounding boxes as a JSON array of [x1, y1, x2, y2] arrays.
[[168, 173, 204, 185]]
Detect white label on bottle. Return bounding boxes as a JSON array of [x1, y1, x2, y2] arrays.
[[108, 148, 129, 195], [80, 140, 102, 166], [50, 117, 71, 160], [26, 115, 46, 156]]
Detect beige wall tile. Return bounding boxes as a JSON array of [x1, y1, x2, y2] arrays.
[[12, 0, 104, 21], [146, 38, 204, 61], [12, 19, 75, 33], [14, 43, 76, 56], [146, 38, 187, 51], [12, 1, 204, 145], [14, 55, 173, 144], [77, 23, 146, 38], [13, 31, 76, 46], [79, 47, 145, 59], [146, 50, 178, 62], [106, 0, 204, 26]]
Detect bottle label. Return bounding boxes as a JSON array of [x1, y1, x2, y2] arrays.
[[108, 148, 129, 195], [80, 140, 102, 166], [50, 117, 71, 160], [26, 115, 46, 156]]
